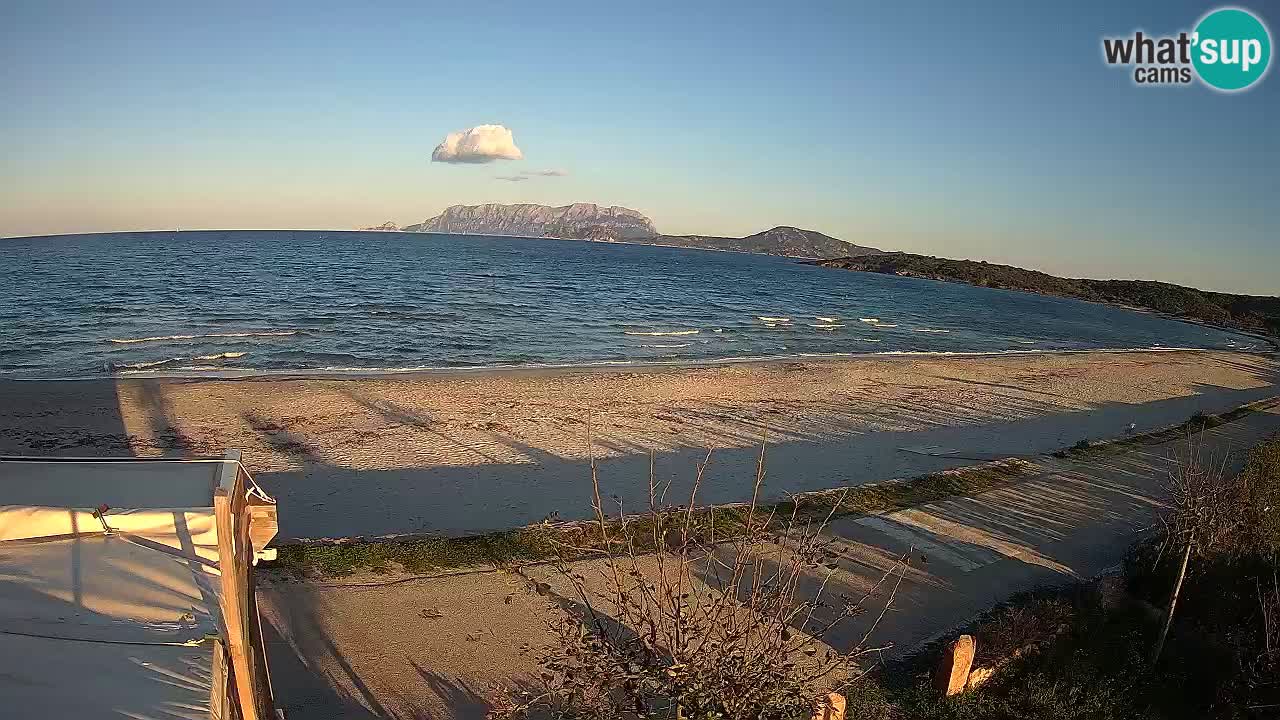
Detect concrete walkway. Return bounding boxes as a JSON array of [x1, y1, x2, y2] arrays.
[[258, 397, 1280, 719]]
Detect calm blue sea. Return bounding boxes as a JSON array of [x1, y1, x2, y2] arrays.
[[0, 230, 1261, 379]]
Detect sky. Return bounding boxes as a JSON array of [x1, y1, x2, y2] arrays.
[[1, 0, 1277, 294]]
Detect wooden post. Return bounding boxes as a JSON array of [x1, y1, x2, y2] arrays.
[[216, 488, 260, 720], [934, 634, 977, 696]]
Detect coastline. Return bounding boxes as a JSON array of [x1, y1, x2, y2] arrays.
[[3, 349, 1277, 539], [5, 345, 1271, 383], [801, 260, 1280, 350], [2, 227, 832, 262]]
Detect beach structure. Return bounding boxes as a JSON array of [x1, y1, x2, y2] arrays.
[[0, 452, 279, 719]]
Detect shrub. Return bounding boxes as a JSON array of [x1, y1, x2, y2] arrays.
[[500, 445, 907, 720], [1238, 436, 1280, 556]]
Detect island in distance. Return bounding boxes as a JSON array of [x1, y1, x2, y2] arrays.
[[398, 202, 882, 260]]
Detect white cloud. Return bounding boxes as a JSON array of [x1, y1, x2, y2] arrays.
[[431, 124, 524, 164], [494, 168, 568, 181]]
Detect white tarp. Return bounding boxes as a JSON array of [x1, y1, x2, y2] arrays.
[[0, 460, 234, 719], [0, 458, 228, 508]]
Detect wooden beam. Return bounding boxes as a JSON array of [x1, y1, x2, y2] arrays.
[[216, 489, 260, 720], [247, 500, 278, 559], [216, 451, 242, 497], [211, 638, 228, 720]]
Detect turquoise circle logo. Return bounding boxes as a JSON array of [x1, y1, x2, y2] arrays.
[[1192, 8, 1272, 91]]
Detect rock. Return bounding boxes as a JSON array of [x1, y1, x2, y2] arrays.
[[403, 203, 656, 240], [934, 634, 977, 697], [809, 692, 846, 720], [967, 665, 995, 690]]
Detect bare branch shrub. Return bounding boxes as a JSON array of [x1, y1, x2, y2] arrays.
[[1152, 433, 1280, 668], [1160, 433, 1245, 560], [500, 442, 907, 720], [1152, 434, 1243, 662]]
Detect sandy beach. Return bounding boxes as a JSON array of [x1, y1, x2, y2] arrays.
[[2, 350, 1277, 539]]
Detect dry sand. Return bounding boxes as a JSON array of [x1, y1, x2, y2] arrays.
[[1, 350, 1277, 538]]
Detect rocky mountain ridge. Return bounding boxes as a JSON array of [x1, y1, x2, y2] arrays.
[[401, 203, 881, 259], [403, 202, 656, 239]]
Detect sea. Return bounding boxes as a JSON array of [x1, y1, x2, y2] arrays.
[[0, 230, 1263, 379]]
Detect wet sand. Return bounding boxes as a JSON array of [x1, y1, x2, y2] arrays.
[[1, 350, 1277, 538]]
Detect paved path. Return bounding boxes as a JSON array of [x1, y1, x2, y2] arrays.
[[258, 398, 1280, 719], [818, 399, 1280, 656]]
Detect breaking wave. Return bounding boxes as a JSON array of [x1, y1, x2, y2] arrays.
[[109, 331, 298, 344], [623, 329, 700, 337], [113, 357, 184, 370], [113, 351, 248, 370]]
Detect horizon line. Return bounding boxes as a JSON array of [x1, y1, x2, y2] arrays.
[[3, 227, 1276, 298]]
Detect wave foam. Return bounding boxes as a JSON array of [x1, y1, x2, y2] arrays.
[[194, 351, 248, 361], [114, 357, 183, 370], [816, 316, 839, 322], [641, 343, 691, 348], [91, 345, 1225, 380], [912, 328, 950, 333], [810, 324, 845, 329], [109, 331, 298, 344], [623, 329, 700, 337], [757, 316, 791, 322]]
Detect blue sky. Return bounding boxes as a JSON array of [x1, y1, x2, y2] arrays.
[[2, 0, 1276, 293]]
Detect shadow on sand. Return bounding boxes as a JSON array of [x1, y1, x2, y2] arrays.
[[248, 372, 1279, 540]]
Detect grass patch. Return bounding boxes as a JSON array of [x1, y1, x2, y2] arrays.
[[271, 528, 560, 578], [1054, 401, 1264, 458], [266, 458, 1038, 578]]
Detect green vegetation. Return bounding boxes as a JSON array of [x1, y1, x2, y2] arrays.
[[813, 252, 1280, 338], [267, 458, 1037, 578], [871, 585, 1194, 720], [869, 434, 1280, 719], [1054, 403, 1262, 458], [271, 528, 560, 578]]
